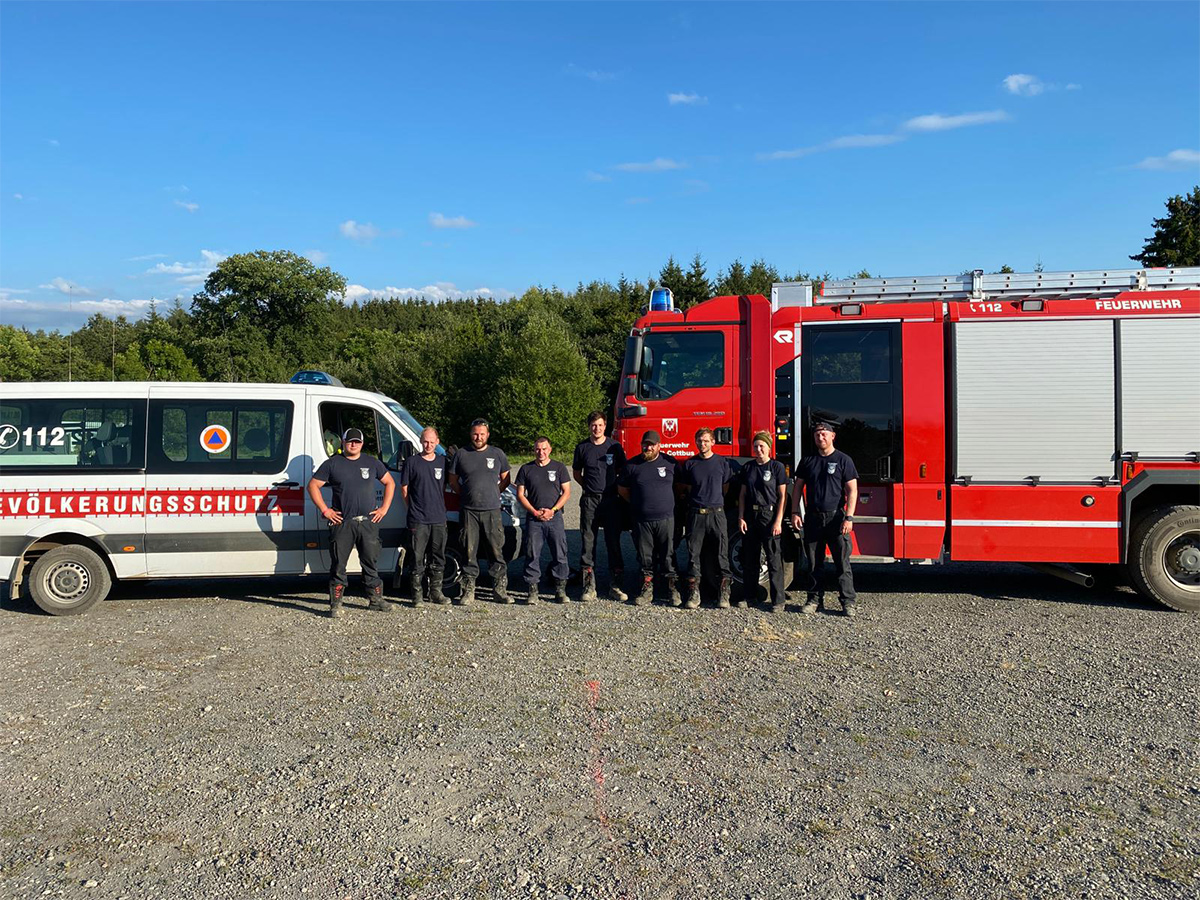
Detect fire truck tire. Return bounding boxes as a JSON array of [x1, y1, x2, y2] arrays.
[[26, 544, 112, 616], [1128, 505, 1200, 613], [729, 532, 795, 600]]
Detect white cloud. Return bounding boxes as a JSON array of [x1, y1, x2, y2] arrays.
[[429, 212, 478, 230], [126, 252, 167, 262], [305, 249, 329, 264], [39, 277, 93, 296], [77, 297, 158, 317], [0, 296, 158, 330], [1003, 74, 1045, 96], [344, 282, 515, 304], [1065, 83, 1082, 91], [12, 193, 23, 200], [565, 63, 617, 83], [339, 219, 381, 241], [902, 110, 1011, 132], [1133, 148, 1200, 171], [585, 171, 612, 182], [146, 249, 226, 285], [45, 138, 59, 147], [668, 92, 707, 106], [174, 199, 199, 213], [758, 133, 903, 161], [614, 157, 687, 173]]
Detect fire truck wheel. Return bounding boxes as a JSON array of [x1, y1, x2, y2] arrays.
[[728, 533, 795, 599], [1129, 505, 1200, 613], [26, 544, 112, 616]]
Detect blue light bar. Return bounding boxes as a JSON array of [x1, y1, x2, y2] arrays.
[[649, 288, 675, 311]]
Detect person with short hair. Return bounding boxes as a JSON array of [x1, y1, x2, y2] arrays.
[[307, 427, 396, 618], [738, 430, 789, 612], [400, 426, 449, 607], [516, 436, 572, 604], [618, 430, 680, 606], [447, 418, 510, 604], [572, 410, 628, 602], [791, 420, 859, 617], [680, 427, 733, 609]]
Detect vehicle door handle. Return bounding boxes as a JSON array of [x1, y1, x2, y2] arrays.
[[272, 480, 299, 488]]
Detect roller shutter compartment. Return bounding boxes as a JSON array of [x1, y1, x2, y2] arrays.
[[954, 319, 1115, 483], [1119, 317, 1200, 459]]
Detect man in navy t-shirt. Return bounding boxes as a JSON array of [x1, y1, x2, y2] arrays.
[[618, 429, 680, 606], [400, 426, 449, 607], [307, 427, 396, 618], [572, 410, 628, 602], [680, 427, 733, 609], [516, 436, 572, 604], [790, 420, 860, 617], [447, 418, 510, 605]]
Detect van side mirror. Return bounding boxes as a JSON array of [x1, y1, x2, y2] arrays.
[[399, 440, 415, 461]]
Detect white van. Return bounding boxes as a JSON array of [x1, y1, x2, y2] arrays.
[[0, 380, 521, 615]]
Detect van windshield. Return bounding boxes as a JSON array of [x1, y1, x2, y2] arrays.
[[384, 401, 445, 455]]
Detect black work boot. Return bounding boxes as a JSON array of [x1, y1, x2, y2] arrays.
[[667, 578, 682, 607], [843, 599, 857, 618], [411, 580, 425, 608], [459, 576, 476, 606], [525, 582, 539, 605], [717, 577, 732, 609], [494, 571, 511, 604], [428, 570, 449, 606], [367, 584, 393, 612], [328, 584, 344, 619], [634, 576, 653, 606], [772, 595, 787, 614], [581, 567, 597, 603], [683, 577, 700, 609], [609, 570, 628, 603], [554, 579, 569, 604], [802, 593, 823, 615]]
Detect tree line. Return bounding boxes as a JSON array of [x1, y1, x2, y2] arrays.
[[1, 187, 1195, 453]]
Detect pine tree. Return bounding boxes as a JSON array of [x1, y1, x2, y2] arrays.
[[1131, 187, 1200, 267]]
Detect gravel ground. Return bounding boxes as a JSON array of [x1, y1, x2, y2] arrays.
[[2, 505, 1198, 899]]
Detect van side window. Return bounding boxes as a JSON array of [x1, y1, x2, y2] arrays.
[[148, 400, 293, 474], [319, 402, 405, 471], [0, 400, 146, 471]]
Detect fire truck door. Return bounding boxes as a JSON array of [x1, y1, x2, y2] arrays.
[[800, 323, 903, 559]]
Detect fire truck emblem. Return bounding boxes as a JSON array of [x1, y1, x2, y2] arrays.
[[434, 467, 443, 480], [661, 418, 679, 439], [827, 461, 837, 475], [657, 466, 667, 478], [360, 467, 371, 479], [486, 457, 495, 470]]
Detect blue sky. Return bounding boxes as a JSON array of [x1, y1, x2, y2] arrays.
[[2, 1, 1197, 331]]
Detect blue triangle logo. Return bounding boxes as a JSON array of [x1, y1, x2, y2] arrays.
[[207, 431, 224, 446]]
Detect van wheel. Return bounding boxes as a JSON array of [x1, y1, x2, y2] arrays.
[[27, 545, 112, 616], [443, 548, 464, 593], [1129, 505, 1200, 613]]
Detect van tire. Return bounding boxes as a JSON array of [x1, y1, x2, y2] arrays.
[[1128, 505, 1200, 613], [27, 544, 112, 616]]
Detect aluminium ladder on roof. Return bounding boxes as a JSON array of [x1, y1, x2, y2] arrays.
[[809, 266, 1200, 305]]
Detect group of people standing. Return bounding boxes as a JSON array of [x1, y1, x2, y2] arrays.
[[306, 412, 860, 621]]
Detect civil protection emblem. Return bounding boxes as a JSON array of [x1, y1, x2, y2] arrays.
[[360, 467, 371, 479], [827, 462, 837, 475], [661, 418, 679, 439], [657, 466, 667, 478], [434, 467, 443, 480], [486, 457, 495, 470]]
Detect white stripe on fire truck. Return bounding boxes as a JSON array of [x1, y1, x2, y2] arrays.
[[950, 519, 1119, 528]]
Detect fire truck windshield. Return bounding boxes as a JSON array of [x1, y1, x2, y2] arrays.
[[627, 331, 724, 400]]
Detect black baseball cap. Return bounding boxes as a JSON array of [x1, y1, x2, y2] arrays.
[[811, 420, 837, 433], [343, 428, 365, 443], [641, 429, 662, 444]]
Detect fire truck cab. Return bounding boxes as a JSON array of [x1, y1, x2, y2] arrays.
[[613, 267, 1200, 611]]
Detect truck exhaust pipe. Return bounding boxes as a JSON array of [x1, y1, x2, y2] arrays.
[[1027, 562, 1094, 588]]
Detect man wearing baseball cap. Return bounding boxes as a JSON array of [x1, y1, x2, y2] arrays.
[[307, 427, 396, 618], [617, 429, 681, 606], [790, 419, 859, 617]]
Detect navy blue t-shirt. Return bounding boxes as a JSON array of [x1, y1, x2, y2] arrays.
[[682, 454, 731, 509], [516, 460, 570, 513], [399, 453, 448, 525], [619, 453, 677, 520], [743, 458, 787, 511], [572, 438, 626, 494], [313, 454, 389, 519], [448, 446, 509, 510], [796, 450, 859, 513]]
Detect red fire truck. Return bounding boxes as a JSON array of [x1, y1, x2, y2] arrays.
[[612, 266, 1200, 612]]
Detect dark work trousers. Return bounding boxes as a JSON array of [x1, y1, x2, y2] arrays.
[[524, 515, 569, 585], [411, 522, 447, 591], [742, 507, 785, 605], [803, 509, 856, 602], [685, 507, 731, 579], [634, 517, 676, 579], [329, 516, 382, 591], [461, 508, 506, 581], [579, 491, 623, 571]]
